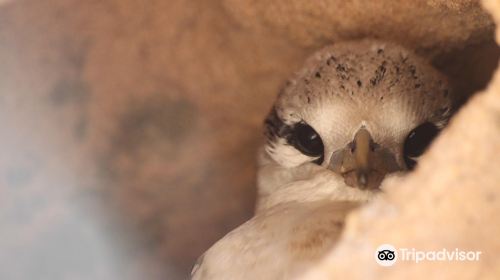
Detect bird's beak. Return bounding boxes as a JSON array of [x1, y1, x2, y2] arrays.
[[328, 127, 401, 190]]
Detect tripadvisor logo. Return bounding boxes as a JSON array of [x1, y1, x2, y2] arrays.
[[375, 244, 397, 266], [375, 244, 482, 266]]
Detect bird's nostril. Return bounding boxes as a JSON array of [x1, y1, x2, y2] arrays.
[[350, 142, 356, 153]]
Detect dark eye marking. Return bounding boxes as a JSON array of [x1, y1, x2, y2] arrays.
[[403, 122, 440, 170], [290, 122, 324, 164], [264, 107, 293, 140], [264, 107, 324, 165]]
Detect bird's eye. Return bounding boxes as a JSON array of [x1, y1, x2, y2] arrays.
[[292, 122, 324, 159], [403, 122, 439, 170]]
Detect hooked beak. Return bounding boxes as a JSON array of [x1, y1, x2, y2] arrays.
[[328, 127, 401, 190]]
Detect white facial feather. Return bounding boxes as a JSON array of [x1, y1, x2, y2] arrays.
[[265, 138, 319, 168]]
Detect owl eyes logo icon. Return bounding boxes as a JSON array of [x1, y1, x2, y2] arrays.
[[378, 249, 395, 261], [375, 244, 397, 266]]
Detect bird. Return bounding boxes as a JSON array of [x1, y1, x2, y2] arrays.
[[191, 39, 454, 280]]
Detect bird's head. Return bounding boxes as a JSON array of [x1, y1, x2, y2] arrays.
[[264, 40, 454, 190]]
